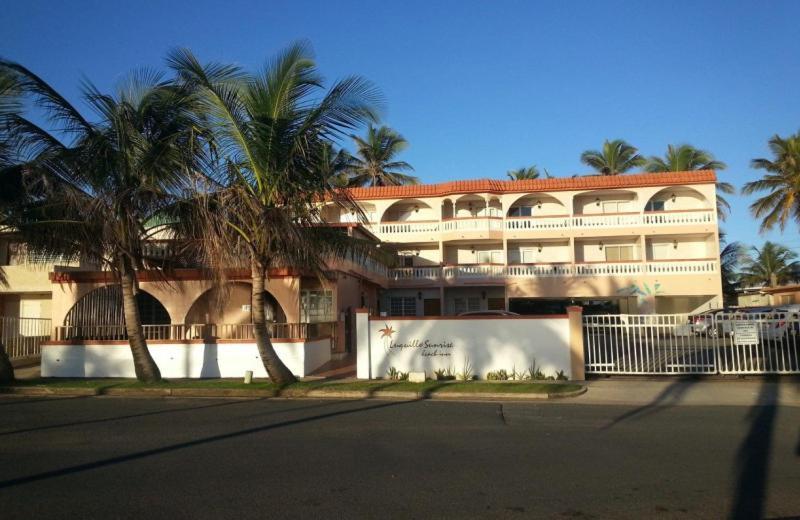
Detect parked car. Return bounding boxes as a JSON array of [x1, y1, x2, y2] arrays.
[[457, 310, 520, 316], [690, 309, 732, 336]]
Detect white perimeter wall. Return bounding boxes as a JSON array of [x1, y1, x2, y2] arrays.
[[357, 316, 571, 379], [42, 339, 331, 378]]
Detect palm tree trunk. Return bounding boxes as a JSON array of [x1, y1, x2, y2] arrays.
[[118, 258, 161, 382], [252, 260, 296, 386], [0, 341, 14, 384]]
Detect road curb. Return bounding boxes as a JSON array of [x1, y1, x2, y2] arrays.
[[1, 385, 588, 401]]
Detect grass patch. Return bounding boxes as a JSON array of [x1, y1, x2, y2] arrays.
[[5, 378, 582, 396]]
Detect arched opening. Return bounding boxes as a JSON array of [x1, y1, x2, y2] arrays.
[[380, 199, 435, 223], [185, 282, 286, 325], [506, 194, 566, 217], [63, 285, 170, 340], [453, 195, 502, 218], [322, 202, 377, 223], [644, 186, 710, 212]]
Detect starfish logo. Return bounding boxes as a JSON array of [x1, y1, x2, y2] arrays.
[[378, 323, 396, 339]]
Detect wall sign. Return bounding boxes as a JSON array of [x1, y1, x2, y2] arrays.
[[379, 323, 454, 357]]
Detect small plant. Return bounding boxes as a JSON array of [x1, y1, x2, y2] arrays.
[[527, 359, 540, 381], [486, 370, 499, 380], [555, 369, 568, 381], [510, 365, 521, 381], [387, 366, 399, 380], [398, 371, 409, 381], [496, 369, 509, 380], [434, 367, 456, 381], [458, 356, 474, 382]]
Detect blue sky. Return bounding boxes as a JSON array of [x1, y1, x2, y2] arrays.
[[4, 0, 799, 251]]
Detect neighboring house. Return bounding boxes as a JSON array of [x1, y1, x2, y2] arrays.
[[737, 284, 800, 308], [2, 170, 724, 360], [0, 232, 57, 321]]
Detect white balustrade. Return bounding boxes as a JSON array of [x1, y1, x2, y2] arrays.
[[505, 216, 570, 230], [571, 213, 642, 228], [377, 221, 439, 235], [645, 260, 717, 274], [505, 264, 573, 277], [642, 210, 715, 225], [390, 267, 442, 281], [441, 218, 503, 232], [574, 262, 643, 276]]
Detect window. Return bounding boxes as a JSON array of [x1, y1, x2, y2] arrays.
[[453, 297, 481, 314], [779, 295, 792, 305], [477, 251, 491, 263], [390, 297, 416, 316], [602, 201, 627, 214], [402, 256, 414, 267], [301, 290, 333, 322], [509, 206, 532, 217], [645, 200, 665, 212], [605, 245, 634, 262]]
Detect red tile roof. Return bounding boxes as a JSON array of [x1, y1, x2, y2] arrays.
[[345, 170, 717, 200]]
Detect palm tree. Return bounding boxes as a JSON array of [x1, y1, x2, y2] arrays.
[[645, 144, 734, 220], [742, 132, 800, 232], [580, 139, 645, 175], [507, 166, 540, 180], [319, 142, 353, 188], [169, 42, 384, 385], [344, 125, 418, 187], [718, 233, 744, 306], [0, 60, 208, 382], [739, 241, 800, 288]]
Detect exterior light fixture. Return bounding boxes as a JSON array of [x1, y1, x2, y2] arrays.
[[415, 250, 420, 256], [414, 205, 419, 213], [536, 200, 542, 209], [537, 243, 543, 252], [599, 241, 604, 250], [417, 291, 423, 300], [671, 193, 676, 203], [595, 198, 601, 207], [673, 240, 678, 249], [471, 245, 476, 254], [481, 291, 487, 300]]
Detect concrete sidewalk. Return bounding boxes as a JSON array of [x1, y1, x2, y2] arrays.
[[576, 377, 800, 407]]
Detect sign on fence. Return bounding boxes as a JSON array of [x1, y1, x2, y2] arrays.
[[732, 322, 759, 346]]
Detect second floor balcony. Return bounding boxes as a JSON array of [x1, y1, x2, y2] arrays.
[[388, 259, 719, 284]]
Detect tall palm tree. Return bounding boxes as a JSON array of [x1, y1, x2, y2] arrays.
[[0, 66, 22, 383], [739, 241, 800, 288], [507, 165, 540, 180], [169, 42, 384, 385], [718, 233, 744, 306], [0, 60, 208, 382], [580, 139, 645, 175], [319, 142, 353, 188], [742, 132, 800, 232], [645, 144, 734, 220], [344, 125, 418, 187]]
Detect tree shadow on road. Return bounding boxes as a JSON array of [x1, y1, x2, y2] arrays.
[[599, 376, 700, 430], [0, 397, 348, 437], [0, 398, 416, 490], [729, 374, 779, 520]]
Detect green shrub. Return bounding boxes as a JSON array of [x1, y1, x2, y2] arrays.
[[555, 369, 569, 381], [458, 357, 474, 382]]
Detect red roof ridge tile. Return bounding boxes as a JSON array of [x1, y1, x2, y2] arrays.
[[344, 170, 717, 200]]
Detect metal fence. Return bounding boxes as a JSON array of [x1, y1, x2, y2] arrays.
[[0, 316, 52, 359], [583, 311, 800, 375], [53, 322, 337, 342]]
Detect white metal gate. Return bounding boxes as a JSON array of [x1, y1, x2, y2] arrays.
[[583, 311, 800, 375]]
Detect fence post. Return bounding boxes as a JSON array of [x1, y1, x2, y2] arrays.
[[567, 306, 585, 381], [354, 308, 371, 379]]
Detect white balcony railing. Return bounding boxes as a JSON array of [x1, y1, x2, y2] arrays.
[[645, 259, 717, 274], [642, 210, 716, 226], [388, 260, 717, 281], [371, 210, 716, 237], [442, 218, 504, 233], [570, 213, 642, 228], [505, 216, 571, 231], [375, 221, 439, 235]]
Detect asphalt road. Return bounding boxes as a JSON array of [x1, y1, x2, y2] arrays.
[[0, 394, 798, 519]]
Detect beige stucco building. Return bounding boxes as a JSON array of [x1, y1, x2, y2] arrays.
[[2, 170, 724, 358]]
